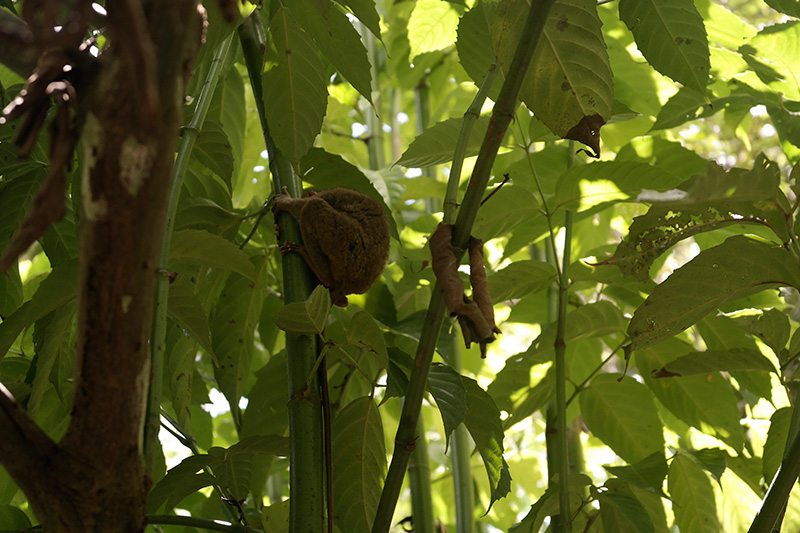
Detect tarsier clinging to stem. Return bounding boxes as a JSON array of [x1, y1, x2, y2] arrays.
[[272, 186, 391, 307]]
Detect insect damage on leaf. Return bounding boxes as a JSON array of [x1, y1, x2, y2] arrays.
[[430, 223, 500, 357]]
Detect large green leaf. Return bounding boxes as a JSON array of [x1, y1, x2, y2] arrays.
[[554, 160, 686, 212], [628, 235, 800, 351], [461, 375, 511, 512], [456, 2, 503, 99], [408, 0, 460, 59], [193, 120, 233, 191], [211, 257, 267, 416], [730, 308, 790, 355], [240, 352, 290, 439], [0, 260, 78, 359], [292, 0, 373, 103], [493, 0, 613, 142], [612, 156, 788, 282], [210, 435, 291, 501], [347, 310, 388, 371], [263, 6, 328, 163], [765, 0, 800, 18], [472, 184, 540, 241], [490, 301, 626, 410], [668, 454, 720, 533], [619, 0, 710, 95], [580, 374, 665, 464], [166, 320, 197, 430], [597, 491, 654, 533], [169, 229, 257, 282], [488, 260, 557, 302], [428, 363, 467, 450], [740, 22, 800, 100], [274, 285, 331, 335], [657, 348, 777, 377], [763, 407, 791, 484], [396, 115, 492, 168], [28, 303, 75, 417], [167, 278, 215, 359], [147, 455, 218, 514], [332, 397, 386, 533], [637, 339, 744, 451], [300, 147, 399, 240], [604, 452, 668, 496], [337, 0, 382, 41]]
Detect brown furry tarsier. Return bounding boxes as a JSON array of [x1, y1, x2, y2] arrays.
[[272, 186, 391, 307]]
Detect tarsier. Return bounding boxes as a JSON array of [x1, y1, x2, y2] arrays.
[[272, 186, 391, 307]]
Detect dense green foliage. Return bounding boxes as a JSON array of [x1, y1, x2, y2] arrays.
[[2, 0, 800, 531]]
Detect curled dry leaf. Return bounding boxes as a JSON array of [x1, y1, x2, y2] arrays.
[[430, 223, 500, 357]]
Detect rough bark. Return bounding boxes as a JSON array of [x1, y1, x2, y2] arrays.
[[0, 2, 202, 531]]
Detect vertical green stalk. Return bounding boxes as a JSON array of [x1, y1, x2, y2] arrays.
[[552, 210, 573, 533], [239, 13, 324, 532], [450, 340, 475, 533], [145, 30, 235, 470], [749, 430, 800, 532], [407, 414, 435, 533], [372, 2, 555, 531], [416, 77, 439, 214], [363, 23, 384, 169]]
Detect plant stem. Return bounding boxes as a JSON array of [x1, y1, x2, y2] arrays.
[[363, 22, 384, 169], [146, 514, 261, 533], [748, 430, 800, 533], [408, 413, 436, 533], [371, 2, 556, 531], [145, 29, 235, 470], [450, 339, 475, 533], [239, 12, 324, 533]]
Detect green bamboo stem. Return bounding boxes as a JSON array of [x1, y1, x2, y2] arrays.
[[145, 30, 235, 469], [371, 2, 555, 531], [748, 430, 800, 533], [363, 22, 384, 169], [239, 13, 324, 533], [146, 514, 261, 532], [408, 414, 435, 533], [450, 340, 475, 533]]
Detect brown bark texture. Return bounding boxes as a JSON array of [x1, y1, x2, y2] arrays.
[[0, 1, 202, 531]]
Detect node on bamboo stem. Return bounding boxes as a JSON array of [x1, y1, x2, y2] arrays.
[[272, 186, 391, 307]]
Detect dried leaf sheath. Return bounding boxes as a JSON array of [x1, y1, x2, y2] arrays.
[[430, 223, 499, 357]]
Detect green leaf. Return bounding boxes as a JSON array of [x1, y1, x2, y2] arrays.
[[597, 491, 655, 533], [147, 455, 219, 514], [488, 260, 557, 302], [765, 0, 800, 18], [461, 375, 511, 513], [493, 0, 613, 139], [241, 352, 290, 439], [628, 235, 800, 351], [472, 184, 540, 241], [668, 453, 720, 533], [263, 6, 328, 163], [619, 0, 710, 95], [274, 285, 331, 335], [0, 505, 32, 529], [637, 339, 744, 451], [169, 229, 257, 282], [166, 320, 196, 430], [211, 257, 267, 416], [175, 196, 243, 239], [332, 397, 386, 533], [490, 301, 626, 410], [40, 198, 79, 266], [167, 278, 215, 360], [740, 22, 800, 100], [457, 2, 503, 98], [0, 260, 78, 358], [763, 407, 791, 484], [688, 448, 727, 485], [347, 310, 387, 371], [554, 161, 686, 212], [292, 0, 373, 103], [509, 474, 593, 533], [612, 156, 788, 282], [337, 0, 382, 41], [580, 374, 665, 464], [194, 120, 233, 191], [427, 363, 467, 450], [604, 452, 668, 495], [408, 0, 460, 59], [396, 115, 492, 168], [28, 303, 75, 417], [210, 435, 291, 501], [657, 348, 776, 377], [730, 308, 790, 355], [300, 147, 399, 240]]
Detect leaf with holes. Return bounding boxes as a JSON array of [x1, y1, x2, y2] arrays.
[[628, 236, 800, 351]]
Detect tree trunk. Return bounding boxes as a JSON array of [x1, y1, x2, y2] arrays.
[[0, 2, 201, 531]]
